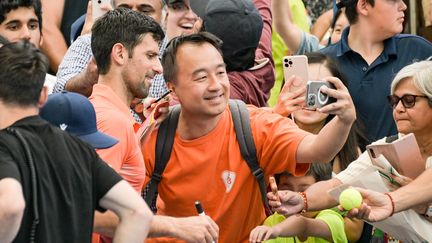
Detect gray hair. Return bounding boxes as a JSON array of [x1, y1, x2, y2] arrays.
[[390, 61, 432, 100]]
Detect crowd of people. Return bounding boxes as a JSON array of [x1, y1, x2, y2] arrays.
[[1, 0, 432, 242]]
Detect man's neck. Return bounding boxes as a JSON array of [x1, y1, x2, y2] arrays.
[[177, 111, 225, 140], [347, 24, 386, 65], [98, 73, 133, 107], [0, 104, 39, 129]]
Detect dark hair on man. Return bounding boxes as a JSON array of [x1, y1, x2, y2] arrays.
[[0, 0, 43, 31], [304, 52, 368, 169], [161, 32, 223, 83], [0, 40, 48, 106], [338, 0, 375, 24], [91, 7, 164, 75]]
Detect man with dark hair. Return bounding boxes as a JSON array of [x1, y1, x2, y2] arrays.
[[320, 0, 432, 142], [54, 0, 167, 97], [143, 31, 356, 242], [0, 0, 56, 93], [89, 8, 218, 243], [0, 40, 152, 243]]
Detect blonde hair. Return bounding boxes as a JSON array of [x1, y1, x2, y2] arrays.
[[390, 61, 432, 100]]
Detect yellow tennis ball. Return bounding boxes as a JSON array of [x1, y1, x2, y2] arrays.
[[339, 188, 363, 210]]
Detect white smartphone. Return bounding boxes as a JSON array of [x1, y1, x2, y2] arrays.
[[92, 0, 112, 22], [282, 55, 309, 92]]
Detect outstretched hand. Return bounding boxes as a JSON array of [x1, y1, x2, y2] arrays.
[[268, 190, 304, 217], [344, 188, 393, 222]]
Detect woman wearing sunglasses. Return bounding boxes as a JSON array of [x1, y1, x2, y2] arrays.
[[268, 60, 432, 242]]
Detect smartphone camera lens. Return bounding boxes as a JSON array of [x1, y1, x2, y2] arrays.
[[307, 94, 316, 107]]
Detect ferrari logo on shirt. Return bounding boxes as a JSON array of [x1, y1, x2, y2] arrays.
[[221, 170, 236, 193]]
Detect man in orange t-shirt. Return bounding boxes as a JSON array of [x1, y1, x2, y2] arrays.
[[88, 8, 219, 243], [143, 31, 356, 242]]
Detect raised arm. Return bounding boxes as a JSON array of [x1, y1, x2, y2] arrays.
[[271, 0, 303, 54], [0, 178, 25, 243], [296, 76, 356, 163], [99, 180, 153, 243], [40, 0, 68, 73]]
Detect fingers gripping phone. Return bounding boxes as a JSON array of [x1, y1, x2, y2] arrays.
[[92, 0, 112, 22], [305, 80, 336, 109], [282, 55, 309, 92]]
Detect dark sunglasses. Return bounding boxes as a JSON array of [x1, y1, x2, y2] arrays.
[[387, 94, 429, 109]]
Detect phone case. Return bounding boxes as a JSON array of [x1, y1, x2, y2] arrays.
[[282, 55, 309, 92], [305, 80, 336, 109], [92, 0, 112, 21], [366, 133, 425, 179]]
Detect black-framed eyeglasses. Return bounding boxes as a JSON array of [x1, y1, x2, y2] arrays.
[[387, 94, 429, 109]]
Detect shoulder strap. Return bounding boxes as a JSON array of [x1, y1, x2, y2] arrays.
[[385, 134, 399, 143], [144, 105, 181, 207], [229, 100, 269, 210], [4, 128, 39, 243]]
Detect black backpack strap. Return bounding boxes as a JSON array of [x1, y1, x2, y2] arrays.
[[144, 105, 181, 207], [385, 134, 399, 143], [229, 100, 269, 211]]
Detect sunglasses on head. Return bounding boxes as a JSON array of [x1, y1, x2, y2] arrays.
[[387, 94, 429, 109]]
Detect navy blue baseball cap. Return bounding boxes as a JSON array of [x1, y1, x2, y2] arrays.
[[40, 91, 118, 149]]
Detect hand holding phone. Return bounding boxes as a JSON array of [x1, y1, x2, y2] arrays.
[[305, 80, 336, 109], [282, 55, 309, 93], [92, 0, 113, 22]]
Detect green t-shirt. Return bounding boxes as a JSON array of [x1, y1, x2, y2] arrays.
[[269, 0, 310, 107], [262, 210, 348, 243]]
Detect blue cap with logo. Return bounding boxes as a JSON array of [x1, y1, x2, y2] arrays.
[[40, 91, 118, 149]]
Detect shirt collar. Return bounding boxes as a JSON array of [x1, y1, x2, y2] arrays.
[[337, 27, 398, 58]]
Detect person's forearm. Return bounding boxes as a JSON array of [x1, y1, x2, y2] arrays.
[[271, 0, 303, 53], [40, 31, 68, 73], [93, 211, 119, 237], [274, 215, 307, 237], [305, 178, 340, 211], [64, 71, 97, 97], [148, 215, 178, 238], [299, 117, 352, 163], [113, 209, 153, 243], [390, 168, 432, 213]]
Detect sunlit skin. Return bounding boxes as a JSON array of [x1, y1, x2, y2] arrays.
[[292, 63, 332, 134], [122, 33, 162, 99], [0, 7, 42, 47], [114, 0, 163, 23], [392, 78, 432, 138], [168, 42, 230, 120], [165, 0, 200, 40], [366, 0, 407, 38]]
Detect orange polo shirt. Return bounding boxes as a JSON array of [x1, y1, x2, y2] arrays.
[[143, 105, 310, 243], [89, 84, 145, 192]]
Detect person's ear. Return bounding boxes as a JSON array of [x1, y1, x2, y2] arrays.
[[39, 32, 44, 47], [38, 86, 48, 108], [357, 0, 370, 17], [111, 43, 128, 66], [166, 82, 179, 102]]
